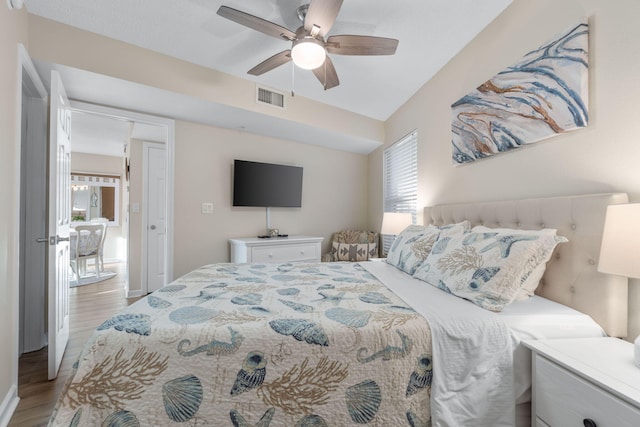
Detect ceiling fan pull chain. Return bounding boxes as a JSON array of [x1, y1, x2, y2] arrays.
[[291, 60, 295, 97], [324, 61, 327, 91]]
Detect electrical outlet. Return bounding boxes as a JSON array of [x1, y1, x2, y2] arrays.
[[201, 203, 213, 214]]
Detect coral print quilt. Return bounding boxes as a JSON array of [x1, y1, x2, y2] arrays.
[[49, 262, 434, 426]]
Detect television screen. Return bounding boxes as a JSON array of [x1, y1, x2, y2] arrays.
[[233, 160, 303, 208]]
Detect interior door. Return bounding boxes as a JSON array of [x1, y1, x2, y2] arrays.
[[145, 142, 166, 293], [47, 70, 71, 380]]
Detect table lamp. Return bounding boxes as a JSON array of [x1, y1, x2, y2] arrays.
[[381, 212, 412, 236], [597, 203, 640, 368]]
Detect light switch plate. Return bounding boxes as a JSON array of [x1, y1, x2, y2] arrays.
[[201, 203, 214, 214]]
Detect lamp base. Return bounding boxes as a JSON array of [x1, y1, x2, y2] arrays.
[[635, 336, 640, 368]]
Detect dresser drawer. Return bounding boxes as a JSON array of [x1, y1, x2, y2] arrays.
[[251, 243, 318, 262], [535, 355, 640, 426]]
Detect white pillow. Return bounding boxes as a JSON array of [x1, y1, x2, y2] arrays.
[[472, 226, 558, 300], [413, 231, 568, 311], [386, 221, 470, 275]]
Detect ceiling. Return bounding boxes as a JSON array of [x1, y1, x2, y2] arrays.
[[25, 0, 513, 155]]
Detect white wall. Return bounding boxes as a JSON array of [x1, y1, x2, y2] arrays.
[[26, 15, 384, 150], [172, 120, 369, 278], [370, 0, 640, 339]]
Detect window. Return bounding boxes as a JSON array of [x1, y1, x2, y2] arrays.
[[382, 131, 418, 254]]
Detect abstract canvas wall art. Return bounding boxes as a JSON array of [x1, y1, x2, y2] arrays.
[[451, 21, 589, 164]]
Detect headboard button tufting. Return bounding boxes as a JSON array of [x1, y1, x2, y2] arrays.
[[571, 224, 577, 230], [588, 259, 596, 266]]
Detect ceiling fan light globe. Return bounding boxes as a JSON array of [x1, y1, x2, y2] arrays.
[[291, 38, 326, 70]]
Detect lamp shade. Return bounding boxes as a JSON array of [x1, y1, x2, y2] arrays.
[[381, 212, 412, 235], [291, 38, 326, 70], [598, 203, 640, 278]]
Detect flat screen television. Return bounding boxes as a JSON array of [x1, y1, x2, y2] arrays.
[[233, 160, 303, 208]]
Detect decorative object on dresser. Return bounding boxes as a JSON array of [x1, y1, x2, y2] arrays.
[[451, 20, 589, 164], [525, 338, 640, 427], [321, 230, 379, 262], [229, 235, 323, 263], [598, 203, 640, 368]]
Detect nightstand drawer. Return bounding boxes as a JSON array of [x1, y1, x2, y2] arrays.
[[535, 355, 640, 426], [251, 243, 318, 262]]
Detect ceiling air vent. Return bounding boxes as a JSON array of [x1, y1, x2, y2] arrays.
[[256, 86, 285, 109]]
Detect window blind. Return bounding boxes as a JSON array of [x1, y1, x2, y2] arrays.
[[382, 131, 417, 254]]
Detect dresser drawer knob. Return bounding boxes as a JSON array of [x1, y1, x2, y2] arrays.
[[583, 419, 597, 427]]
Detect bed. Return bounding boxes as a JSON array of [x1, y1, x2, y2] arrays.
[[49, 193, 629, 426]]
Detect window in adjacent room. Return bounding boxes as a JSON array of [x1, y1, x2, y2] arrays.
[[382, 130, 417, 254]]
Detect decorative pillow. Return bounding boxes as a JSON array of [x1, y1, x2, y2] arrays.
[[413, 231, 568, 311], [385, 221, 470, 275], [333, 241, 378, 262], [472, 226, 559, 300]]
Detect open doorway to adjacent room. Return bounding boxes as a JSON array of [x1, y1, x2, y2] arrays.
[[16, 53, 175, 417]]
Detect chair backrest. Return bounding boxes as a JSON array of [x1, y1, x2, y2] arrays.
[[73, 224, 105, 256], [90, 218, 108, 252]]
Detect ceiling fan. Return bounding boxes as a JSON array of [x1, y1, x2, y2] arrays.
[[217, 0, 399, 90]]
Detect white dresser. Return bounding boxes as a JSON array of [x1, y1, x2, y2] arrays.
[[524, 338, 640, 427], [229, 235, 323, 263]]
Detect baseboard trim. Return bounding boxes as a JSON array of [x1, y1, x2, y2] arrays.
[[0, 384, 19, 427], [126, 289, 144, 298]]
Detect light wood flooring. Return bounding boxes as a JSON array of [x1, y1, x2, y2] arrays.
[[9, 263, 141, 427]]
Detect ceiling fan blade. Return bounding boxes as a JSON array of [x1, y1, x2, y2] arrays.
[[312, 56, 340, 90], [248, 50, 292, 76], [304, 0, 344, 37], [217, 6, 296, 41], [326, 35, 399, 55]]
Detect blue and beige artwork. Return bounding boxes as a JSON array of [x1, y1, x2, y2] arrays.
[[451, 21, 589, 164]]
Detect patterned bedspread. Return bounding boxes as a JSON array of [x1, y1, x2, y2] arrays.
[[50, 262, 434, 426]]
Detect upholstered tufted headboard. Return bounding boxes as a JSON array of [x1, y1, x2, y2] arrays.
[[424, 193, 629, 337]]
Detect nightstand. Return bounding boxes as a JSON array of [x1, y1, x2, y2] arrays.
[[524, 338, 640, 427]]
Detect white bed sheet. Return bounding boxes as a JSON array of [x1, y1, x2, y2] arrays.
[[363, 261, 606, 426], [498, 295, 606, 404], [363, 261, 515, 427]]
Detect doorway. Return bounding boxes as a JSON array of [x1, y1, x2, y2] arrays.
[[69, 101, 175, 298], [17, 74, 175, 360]]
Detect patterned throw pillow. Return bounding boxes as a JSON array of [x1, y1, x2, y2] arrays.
[[472, 226, 559, 300], [385, 221, 470, 275], [333, 242, 378, 262], [412, 231, 568, 311]]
